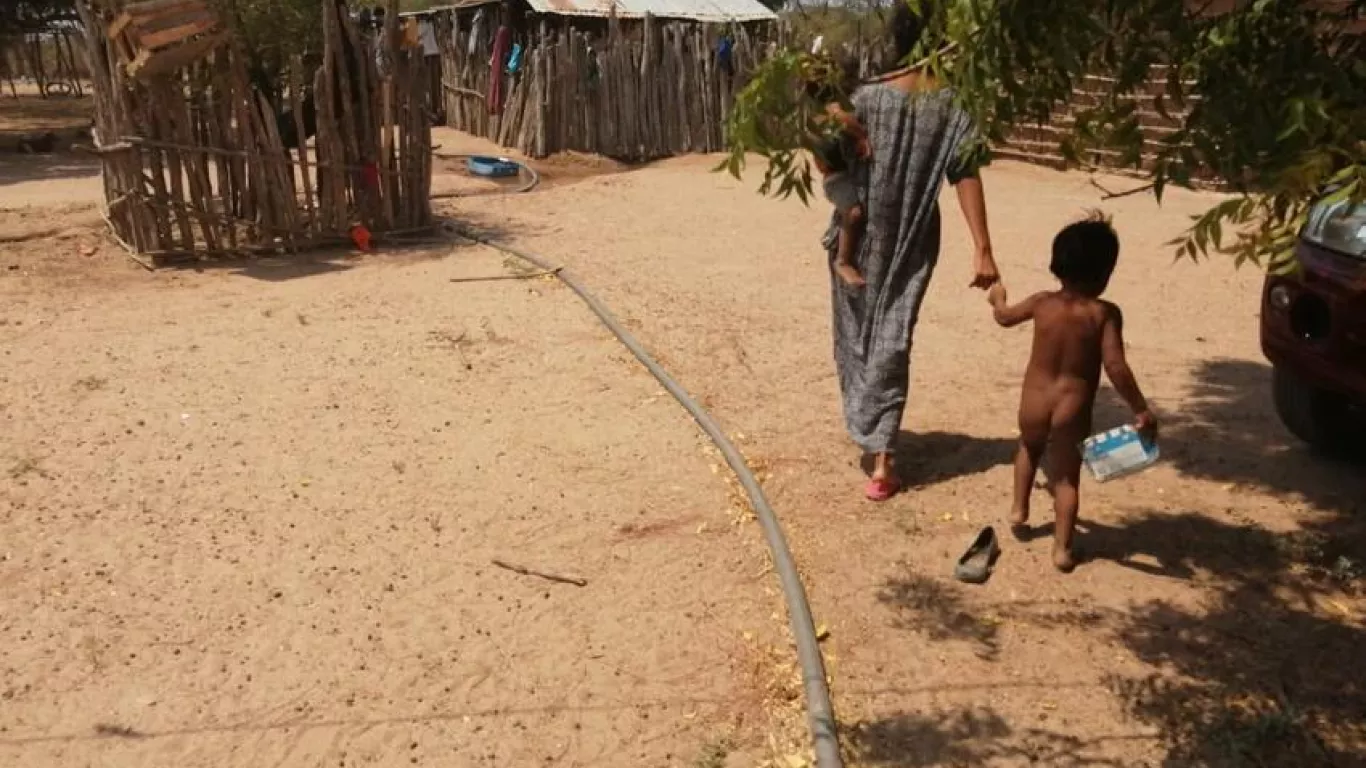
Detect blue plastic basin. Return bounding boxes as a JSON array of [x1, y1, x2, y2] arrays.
[[467, 156, 520, 178]]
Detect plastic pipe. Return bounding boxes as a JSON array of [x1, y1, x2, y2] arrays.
[[453, 229, 843, 768]]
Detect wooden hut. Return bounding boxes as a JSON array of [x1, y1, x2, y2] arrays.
[[410, 0, 778, 160], [76, 0, 434, 267]]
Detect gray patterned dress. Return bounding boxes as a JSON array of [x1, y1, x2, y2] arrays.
[[825, 83, 981, 454]]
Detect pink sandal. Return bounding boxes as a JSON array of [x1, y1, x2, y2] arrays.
[[864, 476, 902, 502]]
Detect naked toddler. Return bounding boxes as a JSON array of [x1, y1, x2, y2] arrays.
[[987, 212, 1157, 572]]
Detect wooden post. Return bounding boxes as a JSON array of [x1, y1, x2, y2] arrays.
[[534, 25, 547, 157], [201, 74, 237, 249], [170, 72, 221, 251], [289, 56, 316, 234]]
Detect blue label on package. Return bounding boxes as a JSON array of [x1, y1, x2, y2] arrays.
[[1081, 425, 1160, 482]]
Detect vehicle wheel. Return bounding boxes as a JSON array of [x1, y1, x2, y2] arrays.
[[1272, 367, 1358, 455]]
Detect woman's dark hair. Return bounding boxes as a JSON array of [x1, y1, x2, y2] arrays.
[[1050, 211, 1120, 291], [889, 0, 930, 63]]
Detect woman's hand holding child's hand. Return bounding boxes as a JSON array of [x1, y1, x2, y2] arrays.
[[971, 246, 1001, 290]]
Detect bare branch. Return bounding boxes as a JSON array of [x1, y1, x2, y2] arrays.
[[1088, 177, 1156, 200]]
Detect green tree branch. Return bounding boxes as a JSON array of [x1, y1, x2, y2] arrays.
[[724, 0, 1366, 270]]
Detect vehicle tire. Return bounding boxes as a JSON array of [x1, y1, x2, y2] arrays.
[[1271, 366, 1358, 455]]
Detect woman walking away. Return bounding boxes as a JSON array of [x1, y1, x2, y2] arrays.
[[829, 0, 1000, 501]]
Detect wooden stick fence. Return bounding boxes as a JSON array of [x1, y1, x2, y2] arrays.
[[1, 28, 88, 97], [76, 0, 433, 267], [438, 12, 771, 160]]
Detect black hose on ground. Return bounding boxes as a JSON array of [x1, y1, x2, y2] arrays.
[[452, 228, 843, 768]]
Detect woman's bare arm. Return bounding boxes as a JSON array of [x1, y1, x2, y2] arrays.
[[953, 175, 999, 289]]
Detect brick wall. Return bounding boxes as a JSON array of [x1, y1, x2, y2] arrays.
[[994, 71, 1193, 178]]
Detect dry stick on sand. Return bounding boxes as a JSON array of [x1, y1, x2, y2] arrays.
[[491, 559, 588, 587], [1088, 177, 1157, 200], [447, 269, 560, 283]]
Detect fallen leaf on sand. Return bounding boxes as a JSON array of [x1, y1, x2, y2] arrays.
[[815, 624, 830, 642]]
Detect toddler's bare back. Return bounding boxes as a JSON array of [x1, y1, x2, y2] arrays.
[[1021, 292, 1114, 434]]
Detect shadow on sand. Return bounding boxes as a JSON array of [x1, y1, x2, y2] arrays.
[[859, 430, 1015, 489], [856, 358, 1365, 767], [846, 706, 1134, 767], [160, 214, 527, 283]]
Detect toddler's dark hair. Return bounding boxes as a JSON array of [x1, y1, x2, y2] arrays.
[[804, 55, 860, 105], [1050, 210, 1119, 290]]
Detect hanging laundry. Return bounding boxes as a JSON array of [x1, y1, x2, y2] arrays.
[[468, 9, 484, 55], [587, 45, 600, 85], [717, 35, 734, 78], [419, 19, 439, 57], [487, 25, 511, 115], [506, 42, 523, 74]]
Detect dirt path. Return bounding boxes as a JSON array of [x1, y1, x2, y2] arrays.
[[3, 132, 1363, 766], [449, 153, 1366, 766], [0, 235, 800, 766]]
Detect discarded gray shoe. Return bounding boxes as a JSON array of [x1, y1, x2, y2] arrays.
[[954, 526, 1001, 584]]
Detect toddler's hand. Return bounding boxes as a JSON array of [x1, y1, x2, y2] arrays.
[[987, 282, 1007, 306], [1134, 410, 1158, 443]]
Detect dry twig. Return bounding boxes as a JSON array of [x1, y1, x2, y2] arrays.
[[491, 558, 587, 587], [1088, 177, 1157, 200]]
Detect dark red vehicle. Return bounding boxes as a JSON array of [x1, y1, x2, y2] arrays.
[[1261, 199, 1366, 453]]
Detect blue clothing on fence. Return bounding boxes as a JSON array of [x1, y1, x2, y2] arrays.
[[717, 36, 734, 77]]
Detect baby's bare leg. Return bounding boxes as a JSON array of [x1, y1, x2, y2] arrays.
[[1050, 440, 1083, 572], [833, 205, 866, 287], [1048, 396, 1091, 573], [1012, 388, 1051, 528]]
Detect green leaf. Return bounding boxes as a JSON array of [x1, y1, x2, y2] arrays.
[[1321, 180, 1360, 206]]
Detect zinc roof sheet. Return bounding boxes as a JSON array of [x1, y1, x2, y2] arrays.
[[523, 0, 776, 23]]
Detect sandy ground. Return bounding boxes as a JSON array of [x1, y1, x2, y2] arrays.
[[0, 87, 92, 134], [3, 124, 1365, 767], [437, 131, 1366, 766], [0, 89, 102, 210], [0, 171, 800, 765]]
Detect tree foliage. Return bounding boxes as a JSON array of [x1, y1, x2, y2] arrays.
[[215, 0, 326, 87], [724, 0, 1366, 270]]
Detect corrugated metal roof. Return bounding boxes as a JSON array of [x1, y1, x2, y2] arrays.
[[522, 0, 777, 23], [397, 0, 502, 18]]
